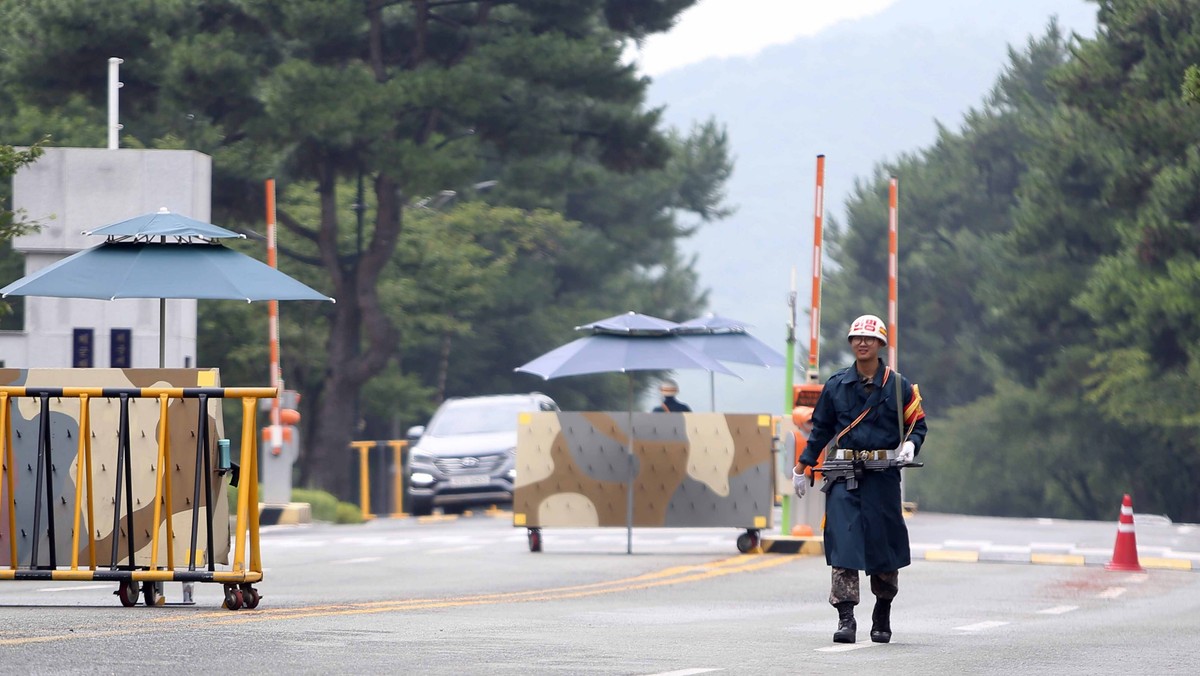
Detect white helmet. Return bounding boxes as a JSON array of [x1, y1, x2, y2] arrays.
[[847, 314, 888, 345]]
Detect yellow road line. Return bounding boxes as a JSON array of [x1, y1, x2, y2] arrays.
[[0, 627, 148, 647], [211, 556, 792, 625], [7, 555, 795, 644]]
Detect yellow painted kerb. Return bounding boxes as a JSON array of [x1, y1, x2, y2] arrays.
[[925, 549, 979, 563]]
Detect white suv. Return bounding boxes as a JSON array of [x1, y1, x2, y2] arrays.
[[405, 393, 559, 516]]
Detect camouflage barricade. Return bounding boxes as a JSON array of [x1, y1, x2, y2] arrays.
[[513, 412, 775, 549], [0, 369, 270, 610]]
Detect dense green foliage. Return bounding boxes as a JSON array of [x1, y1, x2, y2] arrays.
[[7, 0, 1200, 521], [826, 2, 1200, 521], [0, 139, 45, 328], [0, 0, 727, 497]]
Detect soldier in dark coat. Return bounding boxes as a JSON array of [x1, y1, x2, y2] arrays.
[[653, 379, 692, 412], [794, 314, 927, 644]]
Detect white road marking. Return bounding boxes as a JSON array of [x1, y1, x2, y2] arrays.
[[1123, 573, 1149, 584], [815, 643, 875, 652], [1037, 605, 1078, 615], [1030, 542, 1075, 551], [987, 545, 1033, 553], [1098, 587, 1126, 599], [267, 539, 327, 548], [426, 545, 484, 555], [954, 621, 1010, 632], [331, 556, 383, 565], [37, 583, 113, 592], [944, 539, 991, 549], [642, 669, 723, 676]]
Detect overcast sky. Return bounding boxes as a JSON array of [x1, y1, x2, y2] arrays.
[[630, 0, 898, 76]]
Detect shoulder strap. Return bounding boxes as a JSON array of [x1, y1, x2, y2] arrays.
[[822, 366, 891, 453]]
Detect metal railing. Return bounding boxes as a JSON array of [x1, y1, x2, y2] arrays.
[[349, 439, 408, 519]]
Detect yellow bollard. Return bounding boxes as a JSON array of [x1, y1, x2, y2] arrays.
[[386, 440, 408, 517], [349, 441, 376, 520]]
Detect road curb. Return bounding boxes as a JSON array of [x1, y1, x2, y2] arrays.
[[757, 538, 1197, 571], [258, 502, 312, 526], [917, 548, 1196, 571]]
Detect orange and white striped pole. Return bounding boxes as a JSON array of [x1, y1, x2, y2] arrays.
[[887, 177, 898, 371], [888, 177, 906, 502], [808, 154, 826, 383], [888, 177, 897, 369], [266, 179, 282, 455]]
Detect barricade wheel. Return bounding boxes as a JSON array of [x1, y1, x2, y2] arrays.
[[116, 580, 139, 607], [223, 585, 243, 611], [527, 528, 542, 553], [736, 531, 759, 554], [141, 581, 158, 607], [240, 584, 261, 610]]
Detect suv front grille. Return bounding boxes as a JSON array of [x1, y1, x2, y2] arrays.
[[434, 455, 505, 475]]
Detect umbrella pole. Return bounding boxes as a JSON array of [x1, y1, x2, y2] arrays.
[[159, 298, 166, 368], [626, 374, 634, 555], [710, 372, 716, 412]]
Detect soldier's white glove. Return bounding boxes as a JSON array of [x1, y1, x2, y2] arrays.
[[896, 440, 916, 464], [792, 467, 807, 498]]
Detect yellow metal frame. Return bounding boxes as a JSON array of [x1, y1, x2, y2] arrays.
[[0, 386, 272, 586]]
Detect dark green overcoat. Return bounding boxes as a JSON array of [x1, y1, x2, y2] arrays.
[[798, 359, 927, 574]]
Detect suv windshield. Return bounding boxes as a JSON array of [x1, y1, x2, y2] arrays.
[[425, 399, 529, 436]]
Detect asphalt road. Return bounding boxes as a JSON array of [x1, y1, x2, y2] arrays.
[[1, 511, 1198, 675]]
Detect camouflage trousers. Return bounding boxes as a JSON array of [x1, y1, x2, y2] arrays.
[[828, 567, 899, 606]]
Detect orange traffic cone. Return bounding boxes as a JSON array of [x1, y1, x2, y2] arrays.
[[1105, 494, 1144, 572]]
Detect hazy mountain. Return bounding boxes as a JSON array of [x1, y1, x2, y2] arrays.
[[646, 0, 1097, 414]]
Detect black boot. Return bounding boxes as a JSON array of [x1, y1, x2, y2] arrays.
[[870, 599, 892, 643], [833, 602, 856, 643]]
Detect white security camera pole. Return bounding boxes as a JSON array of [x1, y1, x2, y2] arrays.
[[108, 58, 124, 149]]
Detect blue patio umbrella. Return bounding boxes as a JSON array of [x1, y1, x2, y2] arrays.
[[1, 241, 332, 302], [82, 207, 243, 240], [676, 313, 788, 411], [675, 312, 751, 333], [1, 235, 333, 366], [576, 310, 683, 334], [515, 312, 737, 553]]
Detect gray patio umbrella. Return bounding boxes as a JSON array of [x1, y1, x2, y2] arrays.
[[676, 313, 788, 411], [0, 215, 333, 366], [515, 311, 737, 553], [515, 333, 740, 379]]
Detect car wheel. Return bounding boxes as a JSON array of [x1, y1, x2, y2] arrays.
[[408, 495, 433, 517]]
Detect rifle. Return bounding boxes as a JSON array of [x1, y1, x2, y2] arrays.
[[815, 458, 923, 493]]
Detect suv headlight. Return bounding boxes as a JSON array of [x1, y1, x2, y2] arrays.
[[409, 450, 435, 466]]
